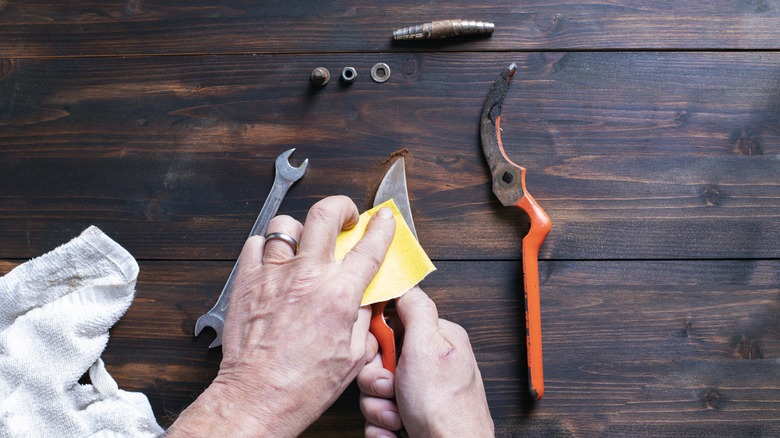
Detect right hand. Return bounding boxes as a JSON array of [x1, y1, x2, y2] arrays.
[[358, 287, 494, 437]]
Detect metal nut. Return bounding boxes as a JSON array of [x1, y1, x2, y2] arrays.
[[310, 67, 330, 86], [341, 67, 357, 83], [370, 63, 391, 83]]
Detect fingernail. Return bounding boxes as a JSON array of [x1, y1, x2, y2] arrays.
[[372, 378, 394, 397], [380, 409, 402, 429], [376, 207, 394, 219]]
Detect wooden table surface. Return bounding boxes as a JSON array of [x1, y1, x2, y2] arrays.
[[2, 2, 779, 436]]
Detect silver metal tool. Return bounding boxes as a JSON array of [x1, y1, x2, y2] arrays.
[[194, 148, 308, 348]]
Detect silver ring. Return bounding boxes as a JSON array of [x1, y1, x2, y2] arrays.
[[265, 232, 299, 255]]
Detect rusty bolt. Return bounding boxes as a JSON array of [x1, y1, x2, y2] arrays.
[[310, 67, 330, 86], [393, 19, 494, 40]]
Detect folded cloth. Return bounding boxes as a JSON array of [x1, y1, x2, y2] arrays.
[[0, 226, 164, 437]]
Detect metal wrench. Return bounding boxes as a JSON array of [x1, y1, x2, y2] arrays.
[[194, 148, 308, 348]]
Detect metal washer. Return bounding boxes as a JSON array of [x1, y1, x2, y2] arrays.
[[370, 63, 391, 83]]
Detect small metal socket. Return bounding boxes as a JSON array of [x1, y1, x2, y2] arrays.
[[341, 67, 357, 83], [310, 67, 330, 86], [370, 63, 391, 83]]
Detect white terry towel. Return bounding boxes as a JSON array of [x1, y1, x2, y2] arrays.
[[0, 226, 164, 437]]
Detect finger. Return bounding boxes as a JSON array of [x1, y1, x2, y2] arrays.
[[338, 207, 396, 303], [360, 393, 402, 431], [357, 352, 395, 398], [262, 215, 304, 263], [297, 196, 359, 260], [351, 305, 375, 362], [384, 306, 405, 344], [237, 235, 265, 268], [365, 327, 379, 364], [223, 235, 265, 359], [231, 234, 266, 299], [365, 423, 398, 438], [395, 286, 440, 336]]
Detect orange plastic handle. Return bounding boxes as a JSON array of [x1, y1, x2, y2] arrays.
[[369, 300, 396, 374], [515, 170, 552, 401]]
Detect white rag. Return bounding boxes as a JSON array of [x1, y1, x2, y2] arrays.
[[0, 226, 164, 437]]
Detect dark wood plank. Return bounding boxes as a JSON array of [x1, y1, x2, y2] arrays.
[[5, 258, 769, 433], [2, 1, 777, 436], [3, 1, 780, 57], [1, 52, 778, 261]]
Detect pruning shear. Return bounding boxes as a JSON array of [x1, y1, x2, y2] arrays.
[[369, 157, 417, 374], [480, 63, 552, 400]]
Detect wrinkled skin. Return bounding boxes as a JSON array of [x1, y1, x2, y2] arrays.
[[169, 196, 396, 437], [358, 287, 495, 438]]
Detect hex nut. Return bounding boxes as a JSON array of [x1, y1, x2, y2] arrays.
[[341, 67, 357, 83], [310, 67, 330, 86], [370, 63, 391, 83]]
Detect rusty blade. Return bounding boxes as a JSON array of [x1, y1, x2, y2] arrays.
[[373, 157, 417, 240], [480, 63, 526, 207]]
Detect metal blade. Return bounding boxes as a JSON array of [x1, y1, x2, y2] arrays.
[[373, 157, 417, 240], [480, 63, 526, 207]]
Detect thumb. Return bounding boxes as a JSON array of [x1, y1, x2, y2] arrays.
[[395, 286, 439, 336]]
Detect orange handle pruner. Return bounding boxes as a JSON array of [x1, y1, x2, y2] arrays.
[[370, 300, 396, 374], [480, 63, 552, 400]]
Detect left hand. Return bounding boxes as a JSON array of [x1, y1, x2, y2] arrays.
[[169, 195, 396, 437], [357, 287, 494, 437]]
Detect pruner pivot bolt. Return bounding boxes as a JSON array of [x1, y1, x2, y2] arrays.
[[310, 67, 331, 86], [393, 19, 494, 40]]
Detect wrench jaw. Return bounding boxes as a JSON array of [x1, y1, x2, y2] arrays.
[[276, 148, 309, 181], [194, 313, 225, 349]]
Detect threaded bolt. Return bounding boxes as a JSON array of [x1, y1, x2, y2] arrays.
[[310, 67, 330, 86], [393, 19, 494, 40]]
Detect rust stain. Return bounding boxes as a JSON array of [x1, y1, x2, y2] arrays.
[[365, 148, 410, 210], [379, 148, 409, 165]]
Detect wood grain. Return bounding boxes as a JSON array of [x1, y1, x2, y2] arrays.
[[53, 258, 774, 434], [1, 52, 778, 261], [3, 1, 780, 57], [2, 1, 779, 434]]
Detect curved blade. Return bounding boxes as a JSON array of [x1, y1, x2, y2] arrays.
[[371, 156, 415, 375], [480, 63, 526, 207], [373, 157, 417, 240]]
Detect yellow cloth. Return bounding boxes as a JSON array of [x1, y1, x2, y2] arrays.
[[334, 199, 436, 306]]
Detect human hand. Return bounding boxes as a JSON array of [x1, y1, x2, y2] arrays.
[[358, 287, 494, 438], [169, 195, 396, 437]]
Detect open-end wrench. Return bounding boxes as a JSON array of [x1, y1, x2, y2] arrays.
[[194, 148, 308, 348]]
